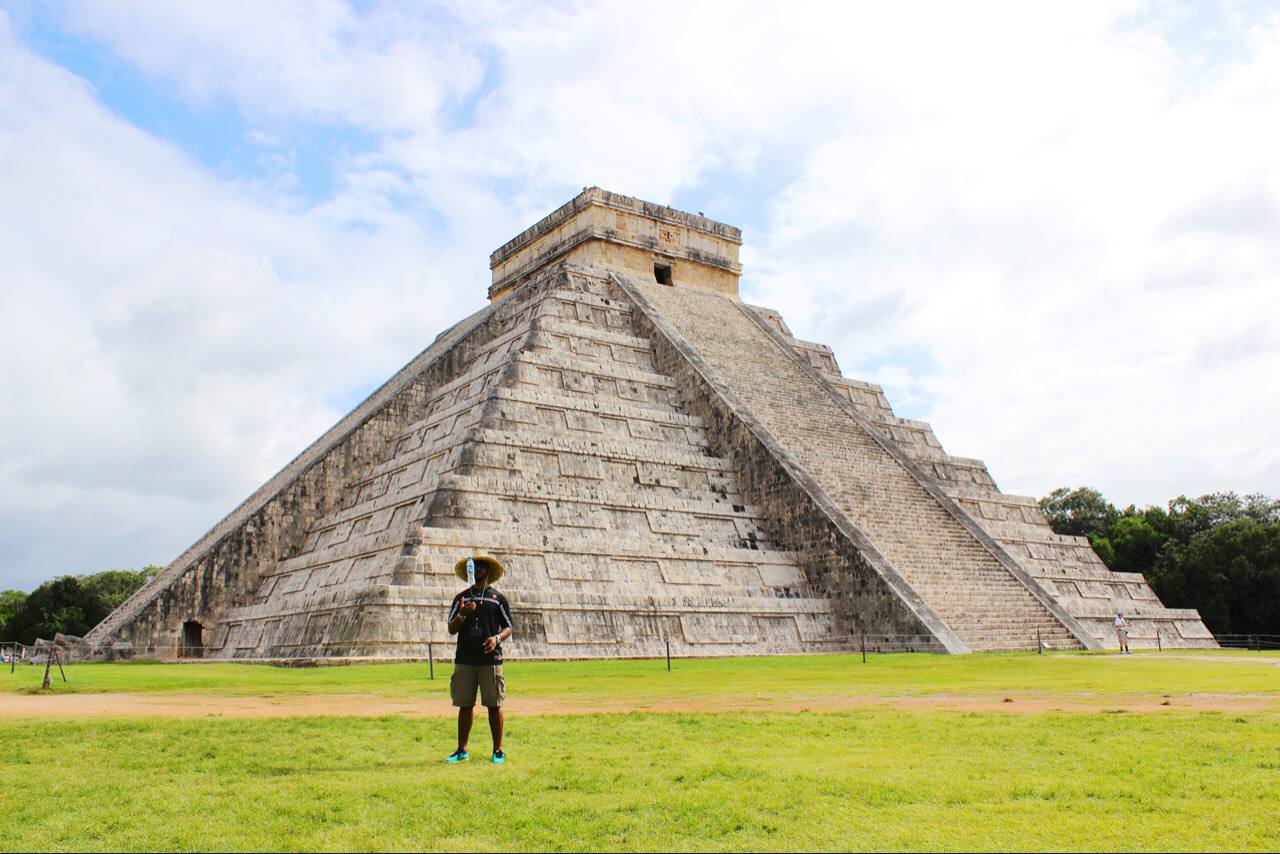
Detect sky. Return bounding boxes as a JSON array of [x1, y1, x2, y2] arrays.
[[1, 0, 1279, 591]]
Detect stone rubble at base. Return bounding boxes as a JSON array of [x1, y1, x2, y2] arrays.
[[84, 188, 1216, 659]]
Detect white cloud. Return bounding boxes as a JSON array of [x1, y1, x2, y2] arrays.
[[2, 1, 1280, 589], [60, 0, 483, 130], [749, 3, 1280, 505], [0, 12, 481, 588]]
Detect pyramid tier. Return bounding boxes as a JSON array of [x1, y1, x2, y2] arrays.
[[211, 526, 840, 659]]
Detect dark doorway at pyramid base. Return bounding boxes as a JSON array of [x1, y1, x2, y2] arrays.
[[180, 620, 203, 658]]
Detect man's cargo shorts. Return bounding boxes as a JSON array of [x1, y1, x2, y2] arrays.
[[451, 664, 505, 708]]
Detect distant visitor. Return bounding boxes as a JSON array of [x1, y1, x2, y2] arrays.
[[1114, 612, 1130, 655]]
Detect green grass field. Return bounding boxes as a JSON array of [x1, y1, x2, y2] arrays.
[[4, 650, 1278, 701], [2, 652, 1278, 851]]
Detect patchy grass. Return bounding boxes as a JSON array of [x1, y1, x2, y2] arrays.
[[4, 651, 1279, 704], [1, 710, 1277, 851]]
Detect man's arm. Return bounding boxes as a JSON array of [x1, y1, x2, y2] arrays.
[[482, 625, 511, 654], [482, 594, 514, 653], [447, 595, 472, 635]]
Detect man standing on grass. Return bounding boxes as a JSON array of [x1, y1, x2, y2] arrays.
[[1114, 611, 1130, 655], [444, 554, 512, 765]]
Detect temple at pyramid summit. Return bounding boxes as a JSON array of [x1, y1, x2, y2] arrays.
[[85, 188, 1216, 659]]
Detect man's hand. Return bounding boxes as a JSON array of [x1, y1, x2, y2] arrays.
[[448, 598, 477, 635], [483, 635, 500, 654]]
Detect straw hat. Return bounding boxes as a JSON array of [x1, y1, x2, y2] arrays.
[[454, 554, 505, 584]]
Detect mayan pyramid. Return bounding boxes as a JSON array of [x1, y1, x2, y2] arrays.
[[85, 188, 1215, 659]]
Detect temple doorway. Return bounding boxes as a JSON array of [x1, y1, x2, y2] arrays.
[[180, 621, 203, 658]]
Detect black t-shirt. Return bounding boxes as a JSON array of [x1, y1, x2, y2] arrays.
[[449, 586, 513, 665]]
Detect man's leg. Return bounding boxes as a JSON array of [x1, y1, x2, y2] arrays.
[[488, 706, 503, 752], [449, 664, 480, 757], [457, 706, 474, 752], [479, 666, 506, 758]]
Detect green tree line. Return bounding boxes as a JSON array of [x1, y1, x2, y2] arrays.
[[1039, 488, 1280, 636], [0, 566, 161, 645]]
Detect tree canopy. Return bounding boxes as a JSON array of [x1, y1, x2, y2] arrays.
[[1039, 486, 1117, 539], [0, 566, 160, 645]]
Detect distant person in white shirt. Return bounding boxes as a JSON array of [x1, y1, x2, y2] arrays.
[[1114, 612, 1130, 654]]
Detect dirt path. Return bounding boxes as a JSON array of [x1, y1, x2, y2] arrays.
[[2, 691, 1277, 719]]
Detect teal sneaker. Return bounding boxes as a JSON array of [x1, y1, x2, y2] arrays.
[[445, 749, 469, 764], [491, 749, 507, 765]]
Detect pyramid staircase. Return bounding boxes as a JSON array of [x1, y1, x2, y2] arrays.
[[743, 308, 1215, 649], [618, 276, 1089, 652]]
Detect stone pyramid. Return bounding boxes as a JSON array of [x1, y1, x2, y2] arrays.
[[86, 188, 1215, 659]]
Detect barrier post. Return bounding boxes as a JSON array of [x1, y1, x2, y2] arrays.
[[428, 642, 434, 680], [860, 629, 866, 664], [665, 639, 671, 672], [1157, 632, 1162, 652], [1037, 629, 1042, 654]]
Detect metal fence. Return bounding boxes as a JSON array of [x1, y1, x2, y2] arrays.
[[0, 635, 950, 671], [1215, 634, 1280, 651], [0, 630, 1097, 691], [816, 630, 1081, 657], [2, 641, 216, 663], [3, 640, 95, 666], [7, 630, 1265, 671], [815, 632, 944, 656]]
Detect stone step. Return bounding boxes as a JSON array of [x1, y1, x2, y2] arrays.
[[489, 385, 706, 432], [225, 584, 839, 625], [461, 442, 741, 497], [531, 314, 655, 353], [542, 287, 637, 320], [429, 472, 770, 528], [464, 428, 731, 472], [273, 522, 811, 578], [943, 619, 1076, 633], [514, 349, 676, 391]]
